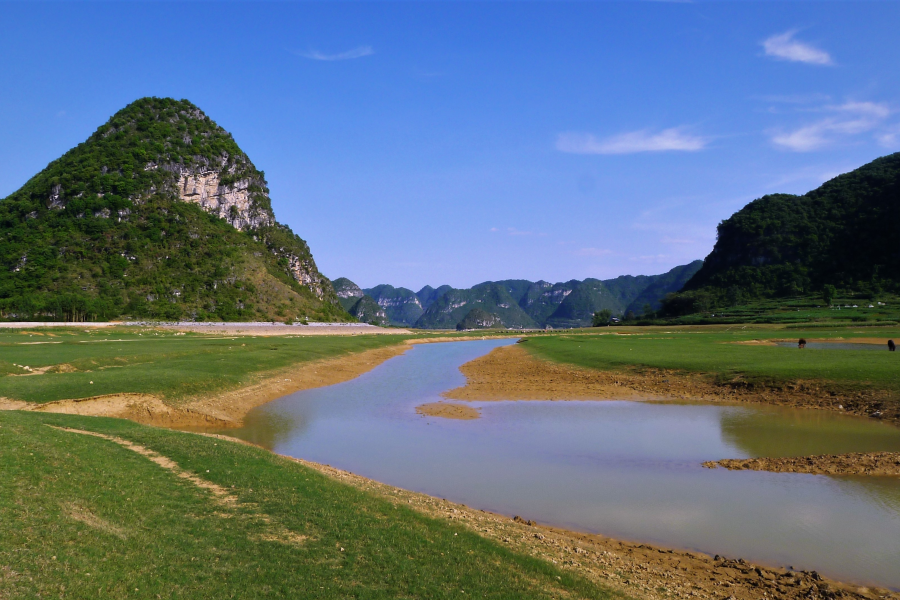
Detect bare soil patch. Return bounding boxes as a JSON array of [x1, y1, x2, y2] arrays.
[[704, 452, 900, 477], [415, 402, 481, 420], [444, 344, 900, 427]]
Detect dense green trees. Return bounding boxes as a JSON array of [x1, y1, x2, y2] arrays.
[[669, 152, 900, 313]]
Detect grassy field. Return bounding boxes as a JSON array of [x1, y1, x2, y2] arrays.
[[525, 324, 900, 394], [0, 328, 411, 404], [0, 410, 624, 600], [646, 294, 900, 327]]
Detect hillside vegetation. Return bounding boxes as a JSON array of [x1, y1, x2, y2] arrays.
[[0, 97, 346, 323], [670, 153, 900, 314]]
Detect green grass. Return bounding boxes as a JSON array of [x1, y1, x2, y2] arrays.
[[650, 294, 900, 326], [0, 411, 624, 600], [525, 324, 900, 394], [0, 328, 410, 404]]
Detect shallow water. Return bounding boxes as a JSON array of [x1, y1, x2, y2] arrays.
[[223, 339, 900, 589], [777, 341, 891, 351]]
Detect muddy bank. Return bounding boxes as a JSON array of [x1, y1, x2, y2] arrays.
[[444, 344, 900, 427], [415, 402, 480, 420], [704, 452, 900, 477], [3, 344, 410, 429], [285, 452, 898, 600]]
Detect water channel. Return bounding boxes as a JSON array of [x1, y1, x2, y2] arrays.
[[222, 339, 900, 589]]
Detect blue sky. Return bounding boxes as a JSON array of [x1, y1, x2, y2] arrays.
[[2, 2, 899, 291]]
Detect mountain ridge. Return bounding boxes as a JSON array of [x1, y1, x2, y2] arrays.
[[337, 260, 702, 329]]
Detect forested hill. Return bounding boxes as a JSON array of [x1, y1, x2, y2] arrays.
[[0, 97, 347, 322], [680, 152, 900, 304], [338, 261, 702, 329]]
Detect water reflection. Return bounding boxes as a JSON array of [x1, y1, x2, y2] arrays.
[[218, 339, 900, 589]]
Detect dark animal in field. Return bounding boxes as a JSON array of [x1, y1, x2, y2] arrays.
[[890, 340, 896, 352], [798, 338, 807, 349]]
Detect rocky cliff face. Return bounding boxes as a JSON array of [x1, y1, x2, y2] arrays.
[[175, 170, 273, 231]]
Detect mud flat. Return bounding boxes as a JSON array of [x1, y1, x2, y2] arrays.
[[443, 343, 900, 427], [290, 453, 899, 600], [415, 402, 480, 420], [704, 452, 900, 477]]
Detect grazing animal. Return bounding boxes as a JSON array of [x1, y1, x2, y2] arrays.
[[890, 340, 896, 352], [798, 338, 807, 349]]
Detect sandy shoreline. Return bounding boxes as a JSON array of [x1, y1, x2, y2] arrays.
[[443, 343, 900, 427]]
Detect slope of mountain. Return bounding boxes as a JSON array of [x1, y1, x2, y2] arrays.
[[345, 295, 389, 326], [625, 260, 704, 313], [682, 154, 900, 301], [416, 284, 453, 310], [332, 277, 364, 312], [456, 307, 503, 330], [0, 97, 346, 322], [363, 284, 424, 326]]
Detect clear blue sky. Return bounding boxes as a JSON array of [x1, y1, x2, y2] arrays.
[[2, 2, 899, 291]]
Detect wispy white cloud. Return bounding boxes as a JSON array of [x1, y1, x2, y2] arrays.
[[770, 101, 893, 151], [556, 127, 708, 155], [295, 46, 374, 61], [762, 30, 833, 66], [573, 247, 613, 257], [660, 237, 696, 245], [877, 124, 900, 149]]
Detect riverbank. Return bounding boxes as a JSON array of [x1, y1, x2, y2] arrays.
[[293, 448, 898, 600], [704, 452, 900, 477], [1, 410, 619, 600], [443, 343, 900, 427], [3, 343, 411, 428]]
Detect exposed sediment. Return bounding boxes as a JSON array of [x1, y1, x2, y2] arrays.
[[443, 343, 900, 427], [703, 452, 900, 477], [415, 402, 480, 420]]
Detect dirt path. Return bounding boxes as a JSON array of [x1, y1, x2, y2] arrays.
[[704, 452, 900, 477], [290, 454, 898, 600], [50, 426, 306, 545], [443, 343, 900, 427], [5, 344, 410, 429]]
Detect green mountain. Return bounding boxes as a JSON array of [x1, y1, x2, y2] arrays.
[[0, 97, 346, 322], [416, 284, 453, 310], [345, 295, 389, 326], [332, 277, 364, 312], [680, 153, 900, 305], [456, 307, 503, 330], [415, 283, 538, 329], [624, 260, 703, 313], [362, 284, 424, 326]]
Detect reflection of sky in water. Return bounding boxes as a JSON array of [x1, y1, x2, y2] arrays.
[[225, 339, 900, 590], [776, 341, 890, 351]]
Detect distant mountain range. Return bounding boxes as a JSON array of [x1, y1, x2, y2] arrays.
[[333, 260, 702, 329]]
